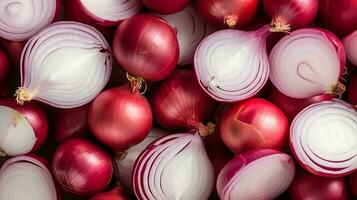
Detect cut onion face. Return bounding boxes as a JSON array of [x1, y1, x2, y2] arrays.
[[217, 149, 295, 200], [0, 0, 60, 41], [18, 21, 112, 108], [133, 133, 214, 200], [194, 26, 270, 102], [290, 100, 357, 177]]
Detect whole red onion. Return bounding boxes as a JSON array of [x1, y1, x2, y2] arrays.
[[349, 74, 357, 105], [113, 14, 179, 81], [88, 84, 152, 151], [151, 69, 216, 134], [196, 0, 259, 29], [90, 187, 128, 200], [0, 47, 9, 87], [0, 39, 25, 70], [220, 98, 289, 154], [289, 169, 348, 200], [52, 138, 113, 196], [350, 172, 357, 196], [142, 0, 190, 14]]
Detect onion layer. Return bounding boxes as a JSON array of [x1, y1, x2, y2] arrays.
[[142, 0, 190, 14], [290, 100, 357, 177], [18, 21, 112, 108]]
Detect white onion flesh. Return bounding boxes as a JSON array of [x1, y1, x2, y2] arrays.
[[0, 156, 57, 200], [19, 21, 112, 108], [291, 99, 357, 177], [133, 133, 214, 200], [194, 26, 270, 102], [0, 0, 58, 41], [343, 30, 357, 67], [0, 106, 35, 156]]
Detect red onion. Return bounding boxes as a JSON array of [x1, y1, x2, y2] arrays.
[[290, 99, 357, 177], [0, 47, 9, 87], [263, 0, 318, 32], [289, 169, 348, 200], [194, 25, 271, 102], [157, 5, 213, 65], [343, 30, 357, 67], [0, 98, 48, 156], [0, 0, 61, 41], [270, 28, 346, 99], [115, 128, 168, 190], [151, 70, 216, 135], [16, 21, 112, 108], [268, 86, 333, 121], [90, 187, 128, 200], [52, 138, 113, 196], [88, 84, 152, 151], [0, 155, 58, 200], [0, 39, 25, 69], [50, 105, 88, 143], [113, 14, 179, 81], [64, 0, 142, 26], [319, 0, 357, 36], [217, 149, 295, 200], [350, 172, 357, 196], [142, 0, 190, 14], [348, 74, 357, 105], [220, 98, 289, 154], [196, 0, 259, 29]]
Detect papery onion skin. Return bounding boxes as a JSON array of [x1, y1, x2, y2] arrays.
[[113, 14, 179, 81], [319, 0, 357, 36], [220, 98, 289, 154], [196, 0, 259, 29], [142, 0, 190, 14], [0, 47, 9, 88], [90, 187, 129, 200], [52, 138, 113, 196], [0, 40, 25, 70], [350, 172, 357, 196], [89, 84, 152, 151], [348, 74, 357, 105], [151, 69, 216, 132], [263, 0, 318, 31], [343, 30, 357, 67], [289, 169, 348, 200]]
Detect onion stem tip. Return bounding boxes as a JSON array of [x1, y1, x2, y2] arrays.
[[115, 151, 128, 160], [0, 149, 6, 157], [224, 15, 238, 28], [269, 21, 291, 33], [15, 87, 32, 105]]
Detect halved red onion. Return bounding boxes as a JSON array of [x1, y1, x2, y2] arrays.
[[115, 128, 168, 190], [217, 149, 295, 200], [64, 0, 142, 26], [194, 26, 270, 102], [343, 30, 357, 67], [270, 28, 345, 99], [133, 133, 214, 200], [0, 155, 58, 200], [17, 21, 112, 108], [142, 0, 190, 14], [0, 0, 61, 41], [290, 100, 357, 177]]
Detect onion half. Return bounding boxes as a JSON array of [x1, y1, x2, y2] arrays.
[[290, 100, 357, 177]]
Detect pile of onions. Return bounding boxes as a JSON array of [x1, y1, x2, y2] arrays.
[[0, 98, 48, 156], [64, 0, 142, 26], [263, 0, 318, 32], [349, 74, 357, 105], [220, 98, 289, 154], [90, 187, 128, 200], [88, 84, 152, 151], [350, 173, 357, 196], [0, 47, 9, 87], [269, 28, 346, 99], [133, 133, 214, 200], [194, 25, 270, 102], [196, 0, 259, 29], [268, 86, 332, 121], [52, 138, 113, 196], [115, 128, 167, 189], [319, 0, 357, 36], [0, 0, 61, 41], [343, 30, 357, 67], [151, 69, 216, 135], [0, 155, 58, 200], [142, 0, 190, 14], [217, 149, 295, 200], [113, 14, 179, 81], [17, 21, 112, 108], [290, 100, 357, 177], [289, 169, 348, 200], [157, 5, 213, 65]]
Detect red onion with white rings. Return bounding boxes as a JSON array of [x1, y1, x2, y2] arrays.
[[90, 187, 129, 200], [133, 133, 214, 200], [0, 0, 61, 41], [217, 149, 295, 200], [52, 138, 113, 196], [348, 74, 357, 105], [343, 30, 357, 67], [141, 0, 190, 14], [196, 0, 259, 29], [113, 14, 179, 81], [290, 99, 357, 177], [350, 172, 357, 196], [194, 25, 271, 102], [0, 47, 9, 87], [17, 21, 112, 108], [269, 28, 346, 99]]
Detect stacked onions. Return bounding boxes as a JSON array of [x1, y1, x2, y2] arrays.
[[290, 100, 357, 177], [17, 21, 112, 108], [142, 0, 190, 14]]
